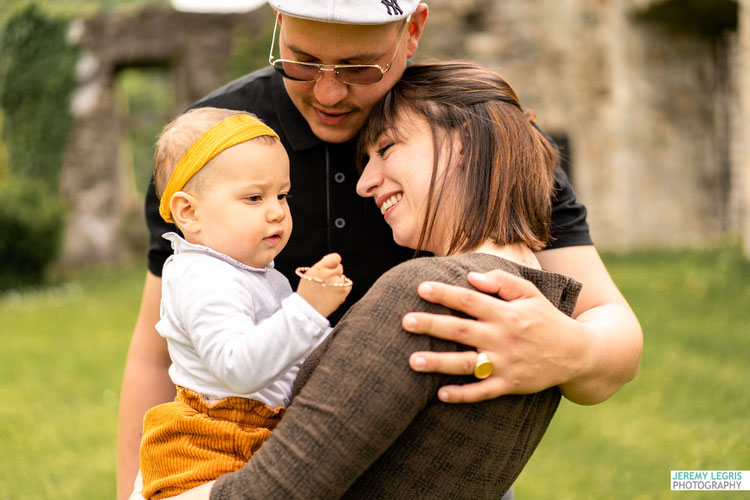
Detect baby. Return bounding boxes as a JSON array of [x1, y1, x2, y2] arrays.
[[138, 107, 351, 499]]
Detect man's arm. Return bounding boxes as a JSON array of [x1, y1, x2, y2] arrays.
[[537, 245, 642, 402], [404, 245, 642, 405], [117, 271, 175, 500]]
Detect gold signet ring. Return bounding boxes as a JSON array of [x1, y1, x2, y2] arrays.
[[474, 352, 493, 379]]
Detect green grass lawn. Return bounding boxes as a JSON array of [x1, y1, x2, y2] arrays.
[[0, 260, 145, 500], [516, 244, 750, 499], [1, 245, 749, 499]]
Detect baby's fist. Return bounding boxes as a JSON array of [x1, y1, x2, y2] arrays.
[[296, 253, 352, 317]]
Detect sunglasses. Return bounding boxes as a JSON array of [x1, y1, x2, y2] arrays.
[[268, 15, 411, 86]]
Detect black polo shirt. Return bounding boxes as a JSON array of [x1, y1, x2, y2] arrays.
[[145, 67, 591, 322]]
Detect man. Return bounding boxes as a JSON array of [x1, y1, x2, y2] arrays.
[[118, 1, 642, 498]]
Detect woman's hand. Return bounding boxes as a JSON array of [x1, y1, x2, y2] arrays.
[[404, 246, 642, 405]]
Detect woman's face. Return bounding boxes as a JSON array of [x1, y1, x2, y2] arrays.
[[356, 113, 454, 255]]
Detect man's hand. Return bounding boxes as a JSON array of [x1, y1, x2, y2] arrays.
[[404, 245, 643, 406], [404, 270, 587, 403]]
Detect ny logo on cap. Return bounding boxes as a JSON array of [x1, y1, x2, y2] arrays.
[[381, 0, 403, 16]]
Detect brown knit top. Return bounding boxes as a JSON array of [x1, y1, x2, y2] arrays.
[[211, 253, 581, 500]]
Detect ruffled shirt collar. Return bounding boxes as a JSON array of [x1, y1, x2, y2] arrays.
[[163, 232, 273, 273]]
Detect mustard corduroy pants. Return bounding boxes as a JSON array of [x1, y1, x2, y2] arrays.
[[140, 386, 284, 499]]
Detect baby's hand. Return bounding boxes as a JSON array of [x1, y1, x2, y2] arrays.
[[296, 253, 352, 317]]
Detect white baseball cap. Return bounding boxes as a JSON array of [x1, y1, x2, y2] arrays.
[[267, 0, 419, 24]]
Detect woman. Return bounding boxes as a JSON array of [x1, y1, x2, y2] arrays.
[[171, 62, 581, 499]]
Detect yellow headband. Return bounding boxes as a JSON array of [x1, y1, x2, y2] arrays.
[[159, 113, 280, 223]]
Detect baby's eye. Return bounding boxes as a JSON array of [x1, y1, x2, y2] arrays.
[[246, 195, 262, 202], [278, 193, 290, 201]]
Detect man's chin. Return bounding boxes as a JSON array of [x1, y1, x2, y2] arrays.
[[309, 121, 361, 144]]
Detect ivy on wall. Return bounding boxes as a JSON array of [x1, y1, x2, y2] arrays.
[[0, 2, 77, 191], [0, 3, 76, 289], [228, 5, 276, 81]]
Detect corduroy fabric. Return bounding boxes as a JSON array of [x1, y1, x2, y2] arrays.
[[140, 386, 284, 499]]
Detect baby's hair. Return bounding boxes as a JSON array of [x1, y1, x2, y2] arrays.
[[153, 107, 277, 199], [358, 62, 558, 254]]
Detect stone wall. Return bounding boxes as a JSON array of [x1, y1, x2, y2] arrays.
[[419, 0, 743, 250], [59, 1, 749, 266], [58, 7, 266, 267]]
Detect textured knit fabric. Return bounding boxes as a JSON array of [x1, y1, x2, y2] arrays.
[[157, 233, 330, 407], [144, 67, 592, 324], [211, 253, 582, 500], [140, 386, 284, 499]]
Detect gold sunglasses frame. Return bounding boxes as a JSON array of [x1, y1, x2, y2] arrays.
[[268, 14, 412, 86]]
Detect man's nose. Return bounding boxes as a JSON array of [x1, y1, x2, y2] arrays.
[[313, 70, 349, 107]]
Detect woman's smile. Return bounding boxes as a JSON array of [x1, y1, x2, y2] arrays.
[[379, 192, 403, 217]]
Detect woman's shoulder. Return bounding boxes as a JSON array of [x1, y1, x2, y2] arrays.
[[375, 256, 463, 290], [366, 254, 502, 308], [376, 253, 581, 316], [378, 253, 521, 287]]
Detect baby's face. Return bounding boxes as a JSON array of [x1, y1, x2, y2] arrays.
[[192, 140, 292, 268]]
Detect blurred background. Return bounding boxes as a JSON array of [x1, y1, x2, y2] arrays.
[[0, 0, 748, 498]]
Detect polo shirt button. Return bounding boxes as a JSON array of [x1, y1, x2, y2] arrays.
[[334, 218, 346, 229], [334, 172, 345, 183]]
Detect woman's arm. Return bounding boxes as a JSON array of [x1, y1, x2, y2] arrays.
[[209, 269, 439, 499], [117, 272, 175, 500], [405, 245, 642, 405], [169, 255, 574, 500]]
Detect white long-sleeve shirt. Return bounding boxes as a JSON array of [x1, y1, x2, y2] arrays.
[[157, 233, 330, 408]]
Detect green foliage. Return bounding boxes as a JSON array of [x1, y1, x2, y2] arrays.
[[0, 3, 78, 192], [0, 4, 76, 289], [0, 113, 9, 179], [228, 5, 276, 81], [116, 66, 174, 197], [0, 0, 170, 23], [0, 177, 64, 291]]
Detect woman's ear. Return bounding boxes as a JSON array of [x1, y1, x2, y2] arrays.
[[170, 191, 201, 234]]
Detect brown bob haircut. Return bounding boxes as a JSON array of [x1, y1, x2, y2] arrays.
[[358, 62, 558, 255]]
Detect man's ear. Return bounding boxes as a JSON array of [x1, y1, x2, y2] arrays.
[[405, 3, 429, 58], [170, 191, 200, 234]]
